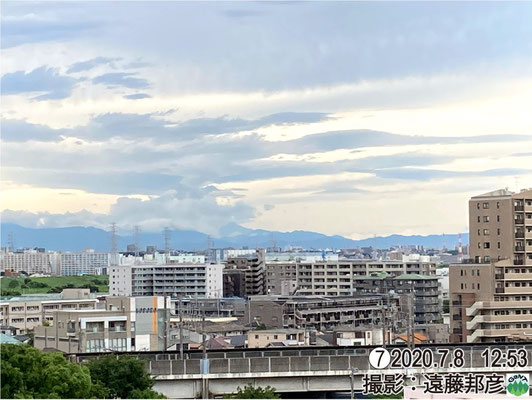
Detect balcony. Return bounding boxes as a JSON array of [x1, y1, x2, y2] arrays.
[[495, 273, 504, 279], [516, 231, 525, 239], [495, 287, 505, 293], [515, 219, 525, 225], [452, 314, 462, 321], [515, 246, 525, 252], [515, 205, 525, 212]]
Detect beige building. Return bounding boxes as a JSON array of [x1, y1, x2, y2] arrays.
[[469, 188, 532, 265], [450, 188, 532, 343], [34, 296, 171, 353], [247, 328, 307, 348], [0, 289, 99, 334]]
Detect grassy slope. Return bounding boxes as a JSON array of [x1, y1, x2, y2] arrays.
[[1, 275, 109, 295]]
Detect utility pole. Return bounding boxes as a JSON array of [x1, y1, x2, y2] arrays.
[[179, 296, 184, 359], [202, 314, 207, 359], [408, 292, 415, 349], [163, 306, 168, 351], [382, 293, 389, 347]]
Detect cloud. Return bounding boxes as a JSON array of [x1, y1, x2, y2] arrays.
[[1, 119, 65, 142], [66, 57, 119, 73], [123, 93, 151, 100], [1, 66, 77, 100], [0, 188, 255, 235], [92, 72, 150, 89], [1, 12, 102, 48]]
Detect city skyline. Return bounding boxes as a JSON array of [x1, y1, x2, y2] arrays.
[[2, 2, 532, 239]]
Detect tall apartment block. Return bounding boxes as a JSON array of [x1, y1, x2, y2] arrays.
[[223, 249, 266, 296], [60, 249, 110, 275], [353, 272, 442, 325], [266, 259, 436, 296], [109, 264, 224, 298], [450, 188, 532, 343], [0, 249, 60, 275]]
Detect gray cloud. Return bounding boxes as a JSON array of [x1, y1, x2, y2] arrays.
[[1, 13, 102, 48], [92, 72, 150, 89], [1, 66, 77, 100], [67, 57, 120, 73], [0, 188, 254, 235], [123, 93, 151, 100], [1, 119, 64, 142]]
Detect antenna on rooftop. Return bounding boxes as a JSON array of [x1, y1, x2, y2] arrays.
[[110, 222, 118, 266]]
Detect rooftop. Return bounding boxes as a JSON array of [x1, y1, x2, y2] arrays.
[[471, 188, 514, 199]]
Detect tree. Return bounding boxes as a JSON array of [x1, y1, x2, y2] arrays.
[[1, 344, 95, 399], [8, 279, 19, 288], [87, 354, 166, 399], [224, 384, 279, 399]]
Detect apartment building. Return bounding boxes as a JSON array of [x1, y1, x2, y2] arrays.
[[353, 272, 442, 325], [0, 249, 60, 275], [34, 296, 171, 353], [265, 260, 436, 296], [171, 297, 246, 319], [109, 264, 224, 298], [0, 289, 99, 334], [450, 188, 532, 343], [60, 249, 110, 275], [224, 249, 266, 296], [469, 188, 532, 265], [243, 294, 395, 331]]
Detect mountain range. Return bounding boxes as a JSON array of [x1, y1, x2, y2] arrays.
[[0, 223, 467, 252]]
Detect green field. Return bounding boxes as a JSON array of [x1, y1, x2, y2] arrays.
[[1, 275, 109, 297]]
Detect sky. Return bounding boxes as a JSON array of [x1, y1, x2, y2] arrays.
[[2, 1, 532, 239]]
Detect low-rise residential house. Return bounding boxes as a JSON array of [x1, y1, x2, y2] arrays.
[[247, 329, 308, 348]]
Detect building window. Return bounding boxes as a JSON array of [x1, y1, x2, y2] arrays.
[[483, 242, 490, 249], [497, 216, 500, 222], [484, 229, 490, 235], [484, 216, 490, 222], [478, 283, 480, 290], [497, 202, 500, 209], [478, 216, 481, 223], [86, 339, 105, 353], [478, 229, 481, 236], [477, 203, 480, 209], [484, 256, 490, 263], [483, 202, 489, 209]]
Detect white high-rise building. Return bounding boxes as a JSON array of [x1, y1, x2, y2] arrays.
[[60, 249, 110, 275], [109, 263, 224, 298], [0, 249, 60, 275]]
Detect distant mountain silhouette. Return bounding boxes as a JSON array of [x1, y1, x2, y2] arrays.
[[0, 223, 467, 252]]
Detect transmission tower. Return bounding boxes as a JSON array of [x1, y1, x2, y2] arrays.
[[134, 225, 141, 263], [110, 222, 118, 266], [7, 232, 14, 252], [164, 227, 171, 258]]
